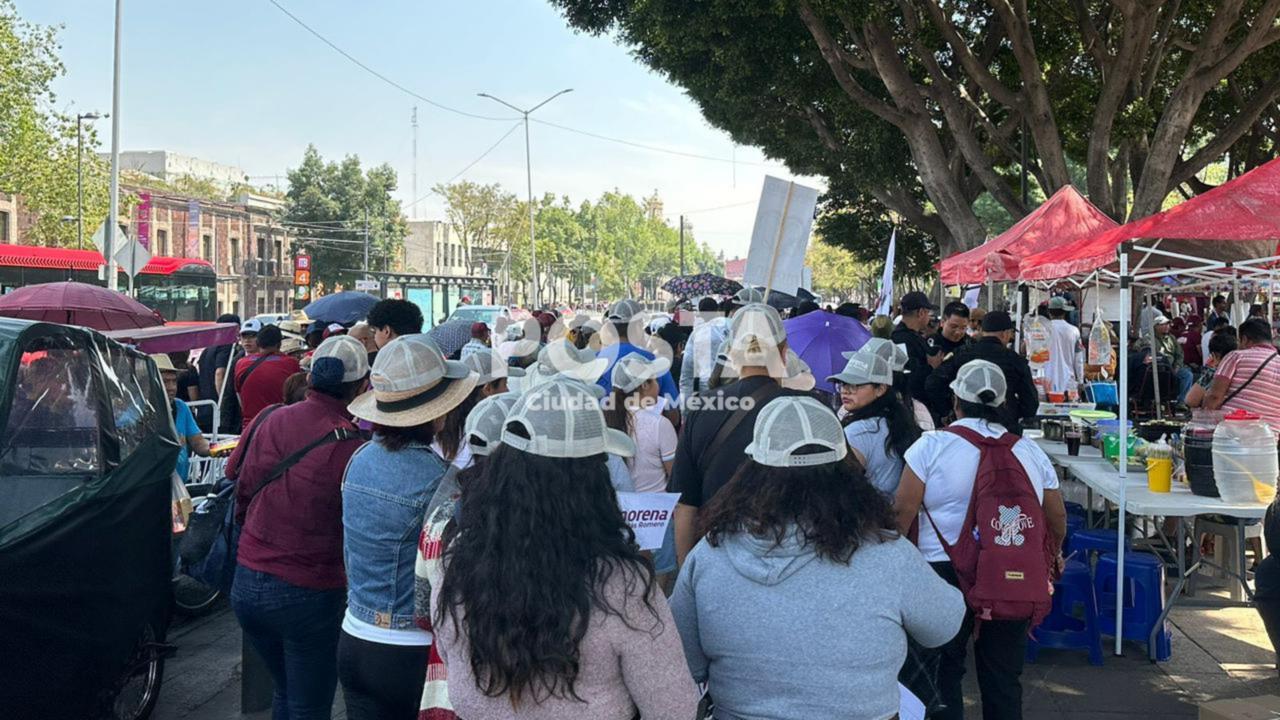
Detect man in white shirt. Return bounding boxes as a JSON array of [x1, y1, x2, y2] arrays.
[[1044, 296, 1083, 393]]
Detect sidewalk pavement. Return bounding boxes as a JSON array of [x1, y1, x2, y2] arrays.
[[157, 594, 1280, 719]]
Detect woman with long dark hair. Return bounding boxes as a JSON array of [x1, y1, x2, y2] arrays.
[[830, 344, 921, 496], [670, 396, 964, 720], [339, 334, 478, 719], [414, 391, 521, 717], [432, 380, 698, 719]]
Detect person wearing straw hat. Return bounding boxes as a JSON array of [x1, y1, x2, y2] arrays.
[[153, 353, 210, 483], [431, 379, 699, 720], [894, 360, 1066, 720], [339, 334, 477, 720], [414, 392, 521, 719], [228, 335, 370, 720], [669, 396, 964, 720], [829, 346, 921, 496]]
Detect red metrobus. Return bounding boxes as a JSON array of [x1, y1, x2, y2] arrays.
[[0, 243, 217, 321]]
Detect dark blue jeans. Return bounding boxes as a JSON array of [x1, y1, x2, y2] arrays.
[[231, 565, 346, 720]]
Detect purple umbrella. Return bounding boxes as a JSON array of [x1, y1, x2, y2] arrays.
[[0, 281, 165, 330], [783, 310, 871, 393]]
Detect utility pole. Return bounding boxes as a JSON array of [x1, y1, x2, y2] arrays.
[[363, 207, 370, 280], [105, 0, 124, 290], [679, 215, 686, 276], [478, 89, 574, 310], [411, 107, 418, 221]]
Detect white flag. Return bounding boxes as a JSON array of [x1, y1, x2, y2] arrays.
[[875, 228, 897, 317]]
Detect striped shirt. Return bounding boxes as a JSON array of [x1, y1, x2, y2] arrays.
[[1217, 345, 1280, 434]]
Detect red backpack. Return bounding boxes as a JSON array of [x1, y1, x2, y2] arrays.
[[923, 425, 1056, 630]]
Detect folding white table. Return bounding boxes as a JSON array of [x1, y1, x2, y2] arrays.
[[1029, 432, 1266, 660]]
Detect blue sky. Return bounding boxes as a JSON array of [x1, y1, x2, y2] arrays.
[[20, 0, 816, 258]]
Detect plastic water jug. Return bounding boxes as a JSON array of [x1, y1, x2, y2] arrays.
[[1212, 410, 1278, 504]]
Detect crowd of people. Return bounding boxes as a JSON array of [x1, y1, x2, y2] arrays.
[[157, 284, 1102, 720]]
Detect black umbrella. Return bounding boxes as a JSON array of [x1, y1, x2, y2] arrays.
[[661, 273, 743, 298]]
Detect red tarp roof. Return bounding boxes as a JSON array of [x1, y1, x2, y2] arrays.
[[940, 186, 1118, 285], [1019, 157, 1280, 281], [0, 243, 213, 275]]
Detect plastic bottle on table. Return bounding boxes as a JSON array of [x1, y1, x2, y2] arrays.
[[1147, 435, 1173, 493]]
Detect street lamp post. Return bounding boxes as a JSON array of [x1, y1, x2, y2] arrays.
[[477, 89, 573, 311], [106, 0, 124, 290], [76, 113, 104, 250]]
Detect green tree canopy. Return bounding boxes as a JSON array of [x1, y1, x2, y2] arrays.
[[435, 182, 722, 303], [284, 145, 407, 290], [549, 0, 1280, 262], [0, 0, 109, 247]]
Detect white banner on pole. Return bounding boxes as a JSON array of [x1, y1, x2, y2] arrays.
[[616, 492, 680, 551], [743, 176, 820, 296], [875, 228, 897, 317], [962, 285, 981, 309]]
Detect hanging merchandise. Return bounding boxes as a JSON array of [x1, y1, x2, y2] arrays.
[[1025, 314, 1052, 366], [1087, 312, 1113, 369]]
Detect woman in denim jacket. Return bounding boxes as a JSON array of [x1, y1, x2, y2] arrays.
[[341, 334, 478, 720]]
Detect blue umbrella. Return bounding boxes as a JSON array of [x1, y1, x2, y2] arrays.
[[427, 318, 474, 358], [783, 310, 871, 393], [303, 291, 379, 324]]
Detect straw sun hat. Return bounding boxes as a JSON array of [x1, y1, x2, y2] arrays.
[[349, 333, 478, 427]]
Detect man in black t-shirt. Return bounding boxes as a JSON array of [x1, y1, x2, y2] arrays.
[[669, 302, 803, 563], [891, 291, 941, 411], [928, 301, 971, 357]]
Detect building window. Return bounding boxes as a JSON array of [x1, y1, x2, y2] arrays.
[[274, 240, 283, 274], [201, 234, 212, 261], [156, 229, 168, 256], [0, 210, 11, 243], [230, 238, 240, 275], [257, 296, 266, 314]]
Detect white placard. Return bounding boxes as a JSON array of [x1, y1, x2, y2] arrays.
[[617, 492, 680, 551], [744, 176, 820, 296]]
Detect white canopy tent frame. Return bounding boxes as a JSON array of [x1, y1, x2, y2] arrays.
[[1028, 236, 1280, 656]]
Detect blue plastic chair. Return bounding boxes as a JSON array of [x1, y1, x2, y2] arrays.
[[1064, 501, 1087, 519], [1065, 528, 1128, 562], [1027, 559, 1104, 666], [1064, 514, 1086, 549], [1095, 551, 1172, 661], [1086, 382, 1119, 408]]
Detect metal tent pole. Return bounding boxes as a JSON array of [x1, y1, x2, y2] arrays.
[[1115, 244, 1131, 656]]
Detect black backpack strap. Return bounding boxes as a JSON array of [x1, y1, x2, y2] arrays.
[[246, 426, 363, 508], [235, 353, 274, 391]]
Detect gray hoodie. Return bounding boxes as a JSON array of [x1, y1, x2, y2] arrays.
[[670, 529, 964, 720]]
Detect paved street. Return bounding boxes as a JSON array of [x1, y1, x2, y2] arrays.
[[156, 585, 1280, 720]]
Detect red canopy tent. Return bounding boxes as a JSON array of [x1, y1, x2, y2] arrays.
[[940, 186, 1118, 285], [1019, 156, 1280, 282], [1012, 156, 1280, 657]]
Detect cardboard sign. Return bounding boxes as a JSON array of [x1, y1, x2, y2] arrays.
[[743, 176, 820, 296], [617, 492, 680, 551]]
